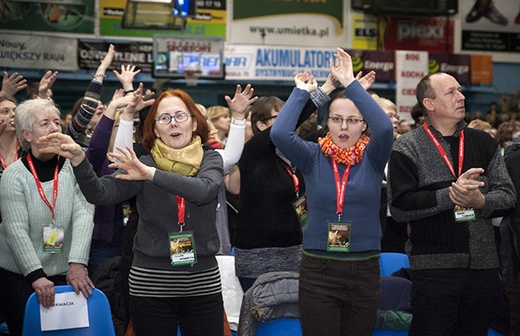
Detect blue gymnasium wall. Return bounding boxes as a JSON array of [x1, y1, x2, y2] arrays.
[[463, 62, 520, 116]]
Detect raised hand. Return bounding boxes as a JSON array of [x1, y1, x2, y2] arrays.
[[321, 72, 342, 95], [111, 88, 125, 101], [0, 71, 27, 97], [329, 47, 355, 88], [96, 44, 116, 75], [38, 70, 58, 99], [294, 72, 318, 92], [224, 84, 258, 118], [113, 64, 141, 92], [356, 70, 376, 91]]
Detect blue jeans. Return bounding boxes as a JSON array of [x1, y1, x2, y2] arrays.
[[299, 254, 380, 336], [129, 293, 224, 336], [409, 268, 501, 336]]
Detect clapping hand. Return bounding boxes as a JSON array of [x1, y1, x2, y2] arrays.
[[329, 48, 355, 88], [449, 168, 486, 209], [294, 72, 318, 92], [356, 70, 376, 91]]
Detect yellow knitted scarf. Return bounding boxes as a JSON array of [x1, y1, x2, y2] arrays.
[[150, 136, 203, 177], [318, 133, 370, 165]]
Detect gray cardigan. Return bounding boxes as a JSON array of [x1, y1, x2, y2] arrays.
[[73, 148, 223, 272], [0, 159, 94, 277]]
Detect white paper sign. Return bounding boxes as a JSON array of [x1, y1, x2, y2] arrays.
[[40, 292, 89, 331]]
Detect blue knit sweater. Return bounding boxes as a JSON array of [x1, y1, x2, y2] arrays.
[[271, 81, 394, 252]]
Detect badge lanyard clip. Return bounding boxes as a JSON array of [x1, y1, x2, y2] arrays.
[[332, 160, 351, 223], [176, 195, 186, 233]]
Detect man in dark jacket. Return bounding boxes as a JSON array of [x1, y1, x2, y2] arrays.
[[501, 128, 520, 336], [388, 72, 516, 336]]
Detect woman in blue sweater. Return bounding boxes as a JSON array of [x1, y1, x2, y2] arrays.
[[271, 48, 394, 336]]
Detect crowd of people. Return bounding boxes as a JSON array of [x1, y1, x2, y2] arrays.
[[0, 46, 519, 336]]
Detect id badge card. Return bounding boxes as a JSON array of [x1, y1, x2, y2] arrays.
[[454, 206, 476, 222], [169, 231, 197, 266], [292, 193, 308, 229], [43, 225, 64, 253], [327, 222, 351, 253]]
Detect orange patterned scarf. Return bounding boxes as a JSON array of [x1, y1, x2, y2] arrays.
[[318, 133, 370, 165]]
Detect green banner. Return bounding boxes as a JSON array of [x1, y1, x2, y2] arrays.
[[233, 0, 342, 27], [0, 0, 94, 34]]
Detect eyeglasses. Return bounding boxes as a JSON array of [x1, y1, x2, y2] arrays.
[[260, 115, 277, 122], [155, 112, 191, 125], [329, 117, 365, 125]]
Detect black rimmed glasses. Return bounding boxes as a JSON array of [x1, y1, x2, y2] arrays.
[[155, 112, 191, 125], [260, 115, 278, 122]]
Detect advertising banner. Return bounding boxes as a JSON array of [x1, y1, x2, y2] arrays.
[[395, 50, 428, 122], [428, 53, 471, 84], [0, 0, 94, 34], [78, 41, 154, 73], [461, 1, 520, 53], [99, 0, 226, 38], [229, 0, 345, 47], [224, 45, 337, 82], [470, 54, 493, 84], [224, 45, 491, 85], [345, 49, 394, 82], [351, 12, 454, 54], [0, 34, 78, 70], [351, 13, 379, 50], [384, 17, 454, 53]]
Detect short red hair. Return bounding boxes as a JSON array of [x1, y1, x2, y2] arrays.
[[141, 89, 209, 152]]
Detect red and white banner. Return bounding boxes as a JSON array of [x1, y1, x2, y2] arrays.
[[395, 50, 428, 123]]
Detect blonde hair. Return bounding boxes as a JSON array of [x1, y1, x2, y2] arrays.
[[468, 119, 492, 131], [207, 105, 230, 123], [374, 96, 397, 113], [196, 103, 216, 131]]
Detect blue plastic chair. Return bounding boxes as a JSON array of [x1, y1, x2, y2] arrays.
[[22, 285, 115, 336], [488, 327, 505, 336], [372, 331, 408, 336], [380, 252, 410, 276], [255, 318, 302, 336]]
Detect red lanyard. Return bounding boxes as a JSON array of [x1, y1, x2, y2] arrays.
[[283, 164, 300, 198], [423, 123, 465, 178], [176, 195, 186, 232], [332, 160, 351, 222], [27, 154, 59, 221], [0, 150, 18, 170]]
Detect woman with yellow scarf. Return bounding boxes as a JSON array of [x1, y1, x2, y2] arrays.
[[271, 48, 394, 336], [39, 86, 226, 336]]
